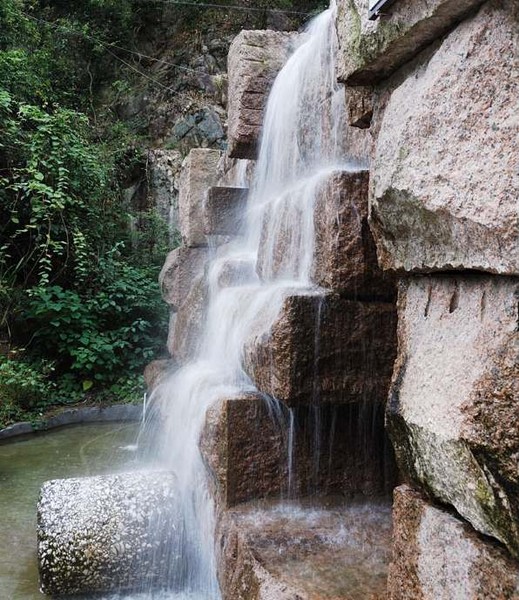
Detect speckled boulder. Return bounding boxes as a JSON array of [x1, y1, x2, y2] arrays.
[[336, 0, 485, 84], [388, 485, 519, 599], [369, 0, 519, 274], [38, 472, 179, 596], [388, 276, 519, 557]]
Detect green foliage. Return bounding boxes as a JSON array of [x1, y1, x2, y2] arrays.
[[0, 0, 170, 423], [25, 257, 167, 388], [0, 354, 55, 426]]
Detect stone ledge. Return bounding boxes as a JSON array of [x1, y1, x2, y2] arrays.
[[204, 186, 248, 236], [0, 404, 142, 441], [244, 290, 397, 407], [336, 0, 486, 85]]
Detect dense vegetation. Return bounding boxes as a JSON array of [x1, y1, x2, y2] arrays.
[[0, 0, 323, 427]]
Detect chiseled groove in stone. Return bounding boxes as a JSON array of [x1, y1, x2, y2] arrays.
[[387, 275, 519, 557]]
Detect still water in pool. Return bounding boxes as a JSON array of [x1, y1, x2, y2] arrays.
[[0, 422, 142, 599]]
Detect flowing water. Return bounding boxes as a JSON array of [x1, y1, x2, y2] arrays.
[[143, 2, 364, 597], [0, 3, 376, 598]]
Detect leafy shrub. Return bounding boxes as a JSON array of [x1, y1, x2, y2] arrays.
[[0, 355, 55, 426]]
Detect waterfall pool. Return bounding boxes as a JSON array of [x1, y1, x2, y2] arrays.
[[0, 422, 143, 600]]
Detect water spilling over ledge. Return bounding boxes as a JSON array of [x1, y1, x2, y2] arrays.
[[37, 2, 397, 597]]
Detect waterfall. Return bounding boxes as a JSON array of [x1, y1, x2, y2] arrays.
[[143, 2, 353, 597]]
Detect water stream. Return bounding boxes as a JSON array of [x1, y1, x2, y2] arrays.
[[0, 3, 374, 598], [143, 2, 362, 597]]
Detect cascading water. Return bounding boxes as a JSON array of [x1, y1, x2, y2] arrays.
[[140, 2, 359, 597]]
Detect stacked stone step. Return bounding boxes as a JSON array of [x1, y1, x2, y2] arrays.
[[197, 30, 399, 524], [337, 0, 519, 595]]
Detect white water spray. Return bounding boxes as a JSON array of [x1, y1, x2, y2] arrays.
[[144, 2, 353, 596]]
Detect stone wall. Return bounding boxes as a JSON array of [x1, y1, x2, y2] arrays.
[[334, 0, 519, 590]]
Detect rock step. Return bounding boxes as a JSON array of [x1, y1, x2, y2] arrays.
[[200, 393, 395, 508], [243, 289, 397, 407], [256, 169, 395, 299], [204, 186, 248, 237], [227, 30, 299, 159], [217, 496, 392, 600]]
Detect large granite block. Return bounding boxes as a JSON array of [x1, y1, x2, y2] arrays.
[[159, 246, 209, 310], [204, 186, 248, 236], [244, 290, 397, 407], [178, 148, 221, 247], [312, 170, 395, 299], [170, 274, 209, 364], [38, 472, 178, 596], [256, 170, 394, 298], [388, 485, 519, 599], [388, 276, 519, 557], [201, 394, 395, 507], [227, 30, 298, 159], [336, 0, 486, 84], [369, 0, 519, 274]]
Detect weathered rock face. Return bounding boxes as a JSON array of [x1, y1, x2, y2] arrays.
[[387, 276, 519, 557], [388, 485, 519, 599], [217, 497, 393, 600], [170, 274, 209, 364], [204, 186, 248, 237], [167, 106, 226, 154], [201, 394, 396, 507], [227, 30, 298, 159], [148, 149, 183, 225], [369, 0, 519, 274], [336, 0, 486, 85], [159, 246, 209, 310], [179, 148, 222, 247], [38, 472, 179, 596], [244, 290, 397, 407], [312, 170, 395, 299]]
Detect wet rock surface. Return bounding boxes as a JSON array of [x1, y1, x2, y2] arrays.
[[311, 170, 395, 299], [370, 0, 519, 274], [336, 0, 486, 84], [170, 274, 209, 364], [388, 485, 519, 599], [227, 30, 298, 159], [159, 246, 209, 310], [38, 472, 179, 596], [217, 496, 392, 600], [387, 275, 519, 557], [204, 186, 248, 237], [201, 394, 396, 507], [179, 148, 222, 247], [244, 290, 397, 407]]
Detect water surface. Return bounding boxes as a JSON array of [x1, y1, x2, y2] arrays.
[[0, 422, 141, 600]]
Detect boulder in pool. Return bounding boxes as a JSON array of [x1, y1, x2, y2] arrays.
[[37, 471, 179, 596]]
